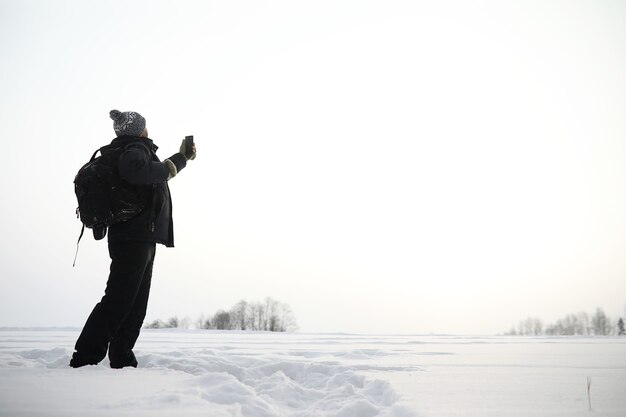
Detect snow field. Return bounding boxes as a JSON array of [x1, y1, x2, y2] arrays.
[[0, 330, 419, 417], [1, 330, 626, 416]]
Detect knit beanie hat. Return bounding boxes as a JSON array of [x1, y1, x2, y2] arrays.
[[110, 109, 146, 137]]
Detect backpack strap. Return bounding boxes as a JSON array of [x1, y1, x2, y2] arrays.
[[72, 223, 85, 267], [94, 144, 115, 158]]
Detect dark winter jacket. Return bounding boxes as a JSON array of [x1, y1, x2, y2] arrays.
[[107, 135, 187, 247]]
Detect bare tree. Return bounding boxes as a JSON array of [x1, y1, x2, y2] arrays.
[[253, 301, 265, 331], [544, 323, 559, 336], [513, 308, 622, 336], [196, 314, 211, 330], [264, 297, 280, 331], [279, 302, 298, 332], [515, 317, 542, 336], [576, 311, 591, 335], [263, 297, 273, 331], [244, 303, 257, 331], [230, 300, 249, 331], [246, 302, 260, 331], [560, 314, 578, 335], [144, 316, 181, 329], [523, 318, 534, 335], [592, 308, 611, 336], [212, 310, 232, 330], [167, 316, 179, 329], [145, 319, 166, 329], [191, 297, 298, 332]]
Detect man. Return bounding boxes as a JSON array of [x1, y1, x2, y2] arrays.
[[70, 109, 196, 368]]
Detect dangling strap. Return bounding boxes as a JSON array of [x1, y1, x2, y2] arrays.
[[73, 224, 85, 267]]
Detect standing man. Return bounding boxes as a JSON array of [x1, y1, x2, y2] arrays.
[[70, 109, 196, 368]]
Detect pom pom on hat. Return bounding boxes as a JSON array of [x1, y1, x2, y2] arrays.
[[110, 109, 124, 123]]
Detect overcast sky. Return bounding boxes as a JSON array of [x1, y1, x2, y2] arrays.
[[1, 0, 625, 334]]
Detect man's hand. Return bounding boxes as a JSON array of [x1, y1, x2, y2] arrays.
[[180, 139, 197, 161]]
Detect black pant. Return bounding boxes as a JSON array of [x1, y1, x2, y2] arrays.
[[73, 241, 156, 366]]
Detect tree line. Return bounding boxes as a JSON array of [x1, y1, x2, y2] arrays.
[[144, 297, 298, 332], [507, 307, 626, 336]]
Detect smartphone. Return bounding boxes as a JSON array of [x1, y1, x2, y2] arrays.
[[184, 135, 194, 155]]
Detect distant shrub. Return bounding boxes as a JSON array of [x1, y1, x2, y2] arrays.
[[145, 297, 298, 332], [507, 308, 621, 336]]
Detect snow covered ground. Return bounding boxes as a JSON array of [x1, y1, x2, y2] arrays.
[[1, 329, 625, 417]]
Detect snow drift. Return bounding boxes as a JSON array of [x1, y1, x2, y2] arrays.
[[0, 329, 418, 417]]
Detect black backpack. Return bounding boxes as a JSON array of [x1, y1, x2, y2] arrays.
[[73, 143, 149, 264]]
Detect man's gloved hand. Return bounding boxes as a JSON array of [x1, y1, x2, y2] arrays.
[[180, 139, 197, 161], [164, 159, 178, 180]]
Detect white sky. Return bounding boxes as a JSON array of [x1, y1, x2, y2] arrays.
[[1, 0, 625, 334]]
